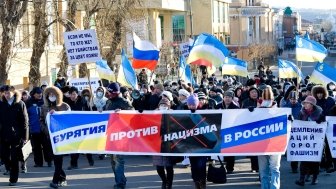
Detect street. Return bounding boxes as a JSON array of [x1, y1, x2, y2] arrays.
[[0, 155, 335, 188]]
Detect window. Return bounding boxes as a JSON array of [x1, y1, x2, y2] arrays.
[[172, 15, 185, 43], [159, 15, 164, 40], [219, 2, 223, 23], [213, 0, 218, 23]]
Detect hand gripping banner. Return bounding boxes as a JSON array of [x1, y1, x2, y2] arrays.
[[47, 108, 292, 156]]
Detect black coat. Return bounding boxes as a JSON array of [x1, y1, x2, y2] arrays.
[[0, 91, 29, 142], [215, 102, 240, 109], [105, 96, 134, 111]]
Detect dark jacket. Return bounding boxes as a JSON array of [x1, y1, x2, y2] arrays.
[[149, 93, 162, 110], [241, 98, 258, 109], [283, 102, 302, 120], [25, 96, 44, 134], [67, 95, 84, 111], [105, 95, 134, 111], [316, 97, 335, 118], [215, 101, 240, 109], [0, 90, 29, 142]]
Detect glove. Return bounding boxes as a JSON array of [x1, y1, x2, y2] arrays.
[[248, 106, 255, 112], [190, 109, 196, 113], [316, 116, 324, 124], [138, 109, 143, 113], [288, 115, 293, 122]]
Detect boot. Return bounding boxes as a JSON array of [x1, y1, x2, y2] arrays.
[[199, 180, 206, 189], [166, 181, 172, 189], [295, 174, 305, 186], [311, 175, 318, 185], [161, 181, 167, 189], [194, 181, 201, 189]]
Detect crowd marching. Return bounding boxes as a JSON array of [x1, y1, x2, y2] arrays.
[[0, 65, 336, 189]]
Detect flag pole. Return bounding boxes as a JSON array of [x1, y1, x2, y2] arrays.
[[86, 64, 93, 111]]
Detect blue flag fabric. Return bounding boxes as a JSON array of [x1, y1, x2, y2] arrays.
[[117, 49, 138, 89]]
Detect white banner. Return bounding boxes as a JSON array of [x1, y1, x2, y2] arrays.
[[69, 78, 100, 92], [287, 120, 327, 162], [326, 116, 336, 158], [179, 42, 190, 59], [64, 29, 101, 65]]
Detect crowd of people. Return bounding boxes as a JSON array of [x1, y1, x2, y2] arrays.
[[0, 70, 336, 189]]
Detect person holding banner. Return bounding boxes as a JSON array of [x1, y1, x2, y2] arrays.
[[153, 98, 175, 189], [40, 86, 71, 189], [105, 82, 134, 189], [186, 94, 208, 189], [255, 86, 282, 189], [295, 96, 324, 186]]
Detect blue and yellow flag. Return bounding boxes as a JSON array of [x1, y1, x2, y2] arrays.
[[310, 62, 336, 86], [295, 36, 327, 62], [179, 56, 194, 85], [95, 59, 115, 81], [278, 59, 303, 81], [117, 49, 138, 89], [221, 57, 248, 77]]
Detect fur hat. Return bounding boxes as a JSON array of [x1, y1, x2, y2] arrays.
[[261, 85, 274, 100], [178, 89, 190, 97], [312, 85, 328, 99], [187, 93, 199, 107], [154, 83, 164, 91], [302, 96, 317, 106]]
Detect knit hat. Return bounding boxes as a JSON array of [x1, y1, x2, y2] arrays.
[[302, 96, 317, 106], [161, 91, 173, 101], [107, 82, 120, 93], [197, 92, 207, 100], [249, 87, 259, 96], [187, 93, 199, 107], [159, 98, 171, 107], [224, 90, 235, 98], [178, 89, 190, 97], [289, 91, 298, 99], [261, 85, 274, 100]]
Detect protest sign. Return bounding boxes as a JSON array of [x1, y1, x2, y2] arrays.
[[287, 120, 327, 162], [179, 42, 190, 59], [326, 116, 336, 158], [63, 29, 101, 65], [47, 108, 291, 156], [69, 78, 100, 92]]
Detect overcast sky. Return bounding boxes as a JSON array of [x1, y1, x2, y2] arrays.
[[264, 0, 336, 9]]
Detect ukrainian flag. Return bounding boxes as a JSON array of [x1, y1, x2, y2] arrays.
[[295, 36, 327, 62], [309, 62, 336, 86], [95, 59, 115, 81], [179, 56, 195, 85], [117, 49, 138, 89], [278, 59, 303, 80], [221, 57, 248, 77], [187, 33, 230, 68]]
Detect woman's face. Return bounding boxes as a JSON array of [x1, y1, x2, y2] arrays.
[[304, 102, 313, 111], [236, 89, 242, 97]]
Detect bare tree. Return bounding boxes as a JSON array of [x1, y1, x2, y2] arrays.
[[247, 43, 276, 66], [28, 0, 51, 88], [0, 0, 29, 85]]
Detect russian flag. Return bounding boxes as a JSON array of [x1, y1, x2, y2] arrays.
[[132, 33, 159, 71]]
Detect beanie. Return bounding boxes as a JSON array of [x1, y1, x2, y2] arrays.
[[107, 82, 120, 93], [187, 93, 199, 107]]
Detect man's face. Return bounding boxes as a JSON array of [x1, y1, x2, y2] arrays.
[[209, 91, 216, 97], [34, 93, 42, 100], [224, 96, 232, 105], [4, 91, 14, 101], [22, 94, 29, 101], [178, 94, 187, 102], [290, 98, 297, 105], [317, 93, 323, 100], [70, 91, 78, 101]]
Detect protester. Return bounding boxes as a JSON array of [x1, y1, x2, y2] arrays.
[[254, 85, 281, 189], [93, 86, 108, 112], [295, 96, 323, 186], [105, 82, 134, 189], [0, 85, 29, 186], [153, 98, 175, 189], [26, 87, 53, 168], [41, 86, 70, 188]]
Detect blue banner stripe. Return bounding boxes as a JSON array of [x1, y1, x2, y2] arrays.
[[224, 57, 247, 67], [314, 62, 336, 81], [50, 113, 110, 133], [133, 48, 159, 61], [220, 115, 287, 149]]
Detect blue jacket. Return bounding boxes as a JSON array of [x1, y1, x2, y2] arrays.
[[283, 102, 302, 120], [25, 97, 44, 134]]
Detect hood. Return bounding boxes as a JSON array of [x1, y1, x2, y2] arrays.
[[2, 90, 21, 104], [43, 86, 63, 106]]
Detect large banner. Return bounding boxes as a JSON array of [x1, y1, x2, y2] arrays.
[[47, 109, 291, 156], [287, 120, 327, 162], [326, 116, 336, 158]]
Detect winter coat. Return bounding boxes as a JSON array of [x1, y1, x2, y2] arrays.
[[149, 93, 162, 110], [67, 95, 84, 111], [298, 105, 323, 122], [215, 101, 240, 110], [25, 97, 44, 134], [241, 98, 258, 109], [40, 87, 71, 135], [316, 97, 335, 118], [105, 96, 134, 111], [283, 102, 302, 120], [0, 90, 29, 142]]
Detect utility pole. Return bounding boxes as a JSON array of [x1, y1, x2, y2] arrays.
[[189, 0, 193, 37]]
